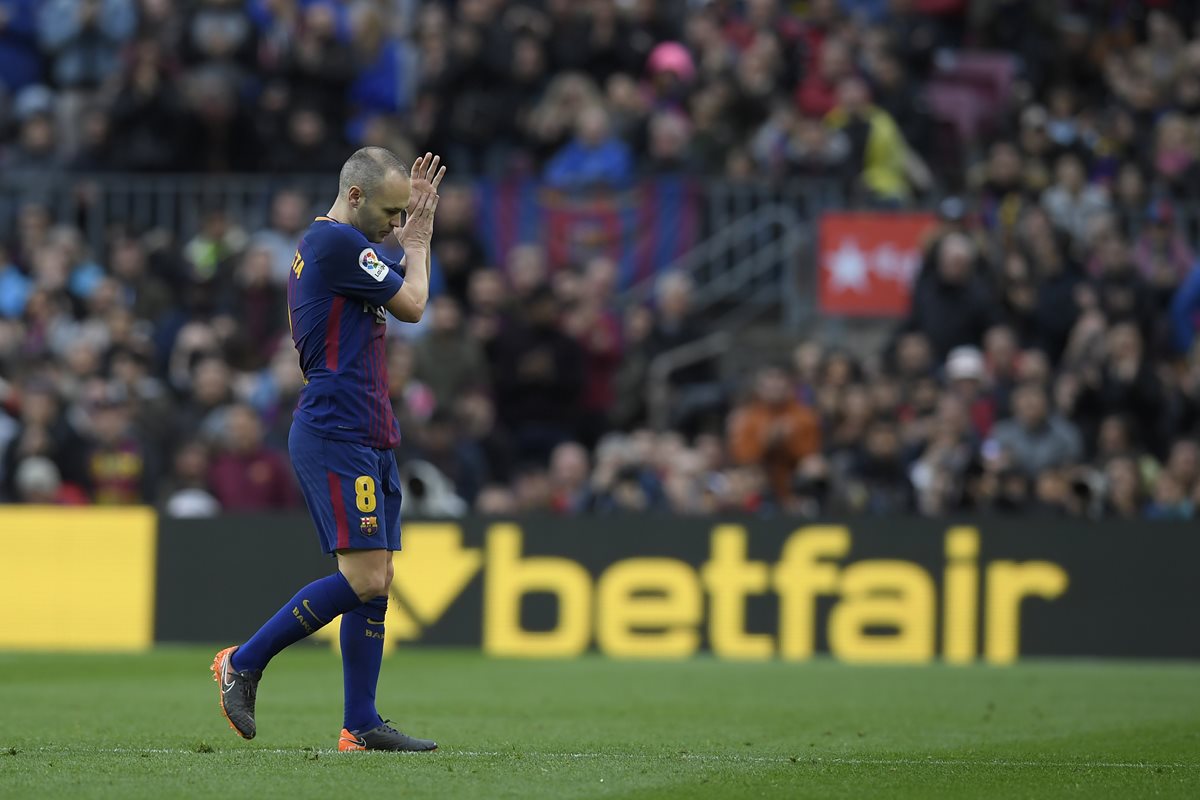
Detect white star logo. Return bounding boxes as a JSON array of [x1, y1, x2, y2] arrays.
[[872, 243, 902, 281], [826, 237, 869, 292]]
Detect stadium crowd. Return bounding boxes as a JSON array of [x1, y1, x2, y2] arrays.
[[2, 0, 1200, 519]]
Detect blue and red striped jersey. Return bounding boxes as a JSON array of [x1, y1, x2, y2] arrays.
[[287, 217, 403, 449]]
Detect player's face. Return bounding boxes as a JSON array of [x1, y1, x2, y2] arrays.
[[353, 172, 411, 243]]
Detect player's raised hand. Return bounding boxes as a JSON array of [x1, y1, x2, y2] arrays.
[[397, 177, 439, 251], [396, 152, 444, 252], [407, 152, 446, 214]]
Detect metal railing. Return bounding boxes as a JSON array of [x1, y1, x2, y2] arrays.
[[616, 204, 810, 329], [0, 173, 842, 249], [1, 173, 825, 331], [0, 173, 332, 249], [645, 330, 732, 432]]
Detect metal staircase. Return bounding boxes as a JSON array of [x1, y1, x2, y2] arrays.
[[615, 204, 809, 329]]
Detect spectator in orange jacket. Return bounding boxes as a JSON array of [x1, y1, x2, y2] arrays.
[[728, 366, 821, 504]]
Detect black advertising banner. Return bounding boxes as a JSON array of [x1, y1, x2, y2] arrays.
[[156, 516, 1200, 662]]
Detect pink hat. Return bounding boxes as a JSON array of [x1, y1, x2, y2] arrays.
[[647, 42, 696, 83]]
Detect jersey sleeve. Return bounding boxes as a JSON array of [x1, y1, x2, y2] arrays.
[[320, 233, 405, 307]]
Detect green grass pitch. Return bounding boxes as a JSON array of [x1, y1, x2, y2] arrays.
[[1, 647, 1197, 799]]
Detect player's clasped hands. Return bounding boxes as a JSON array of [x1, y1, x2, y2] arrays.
[[397, 152, 446, 252]]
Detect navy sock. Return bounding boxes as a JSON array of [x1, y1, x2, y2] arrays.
[[232, 572, 362, 673], [340, 595, 388, 733]]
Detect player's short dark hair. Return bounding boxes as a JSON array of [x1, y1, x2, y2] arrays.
[[338, 147, 408, 198]]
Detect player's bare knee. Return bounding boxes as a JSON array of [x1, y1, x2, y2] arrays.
[[367, 568, 390, 598], [337, 550, 391, 600], [343, 570, 388, 602]]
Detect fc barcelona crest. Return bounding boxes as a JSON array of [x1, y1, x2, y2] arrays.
[[360, 516, 379, 535]]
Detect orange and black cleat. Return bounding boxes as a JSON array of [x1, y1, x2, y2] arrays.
[[211, 646, 262, 740], [338, 720, 437, 752]]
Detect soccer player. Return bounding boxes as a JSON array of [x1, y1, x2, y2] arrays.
[[211, 148, 445, 752]]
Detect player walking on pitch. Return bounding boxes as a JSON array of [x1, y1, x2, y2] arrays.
[[211, 148, 445, 752]]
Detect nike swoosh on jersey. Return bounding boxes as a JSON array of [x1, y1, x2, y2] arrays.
[[366, 618, 385, 626]]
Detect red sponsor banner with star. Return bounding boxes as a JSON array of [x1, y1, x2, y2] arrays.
[[818, 212, 938, 317]]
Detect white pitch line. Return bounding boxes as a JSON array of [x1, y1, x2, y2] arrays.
[[7, 746, 1198, 770]]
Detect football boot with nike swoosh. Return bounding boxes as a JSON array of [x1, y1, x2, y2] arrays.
[[338, 720, 437, 752], [211, 646, 262, 739]]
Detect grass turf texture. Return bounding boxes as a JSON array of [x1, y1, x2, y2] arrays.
[[0, 648, 1197, 799]]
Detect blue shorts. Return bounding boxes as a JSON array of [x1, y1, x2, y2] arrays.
[[289, 422, 402, 554]]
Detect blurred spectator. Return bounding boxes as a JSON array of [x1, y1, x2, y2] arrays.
[[0, 0, 41, 95], [989, 383, 1083, 478], [839, 419, 915, 514], [644, 110, 692, 173], [413, 295, 485, 409], [179, 67, 261, 172], [159, 439, 220, 518], [1151, 112, 1199, 201], [825, 76, 929, 205], [38, 0, 136, 90], [1169, 261, 1200, 355], [1133, 200, 1193, 296], [108, 233, 173, 324], [84, 391, 155, 504], [15, 448, 84, 504], [549, 441, 591, 514], [1102, 456, 1144, 519], [268, 105, 346, 173], [544, 103, 634, 188], [206, 403, 296, 510], [282, 2, 353, 129], [1074, 322, 1169, 458], [174, 354, 235, 440], [796, 35, 851, 118], [107, 40, 185, 171], [1040, 152, 1111, 242], [1144, 472, 1194, 520], [405, 407, 487, 509], [785, 113, 850, 178], [993, 468, 1033, 515], [2, 380, 88, 499], [562, 257, 623, 444], [902, 233, 999, 360], [944, 346, 996, 437], [454, 389, 514, 488], [2, 88, 62, 177], [728, 366, 820, 505], [252, 189, 311, 285], [506, 243, 548, 307], [0, 243, 31, 318], [185, 0, 255, 71], [220, 243, 287, 371], [973, 141, 1030, 236], [1165, 438, 1200, 495], [491, 285, 583, 461], [430, 184, 487, 305], [609, 305, 654, 430], [387, 339, 436, 430], [181, 206, 247, 292], [646, 271, 721, 429]]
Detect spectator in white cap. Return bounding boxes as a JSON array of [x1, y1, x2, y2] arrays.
[[945, 345, 996, 438]]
